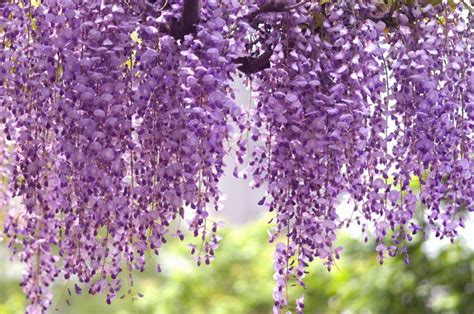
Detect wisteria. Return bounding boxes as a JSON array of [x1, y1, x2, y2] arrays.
[[0, 0, 473, 313]]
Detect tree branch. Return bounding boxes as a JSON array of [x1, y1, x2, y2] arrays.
[[170, 0, 201, 40], [236, 1, 312, 75], [234, 49, 273, 75], [248, 0, 310, 23]]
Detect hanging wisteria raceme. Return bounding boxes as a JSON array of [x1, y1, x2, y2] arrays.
[[377, 1, 474, 263], [1, 0, 246, 312], [1, 1, 61, 309], [0, 134, 10, 220], [245, 0, 473, 312], [0, 0, 473, 313], [129, 0, 246, 272], [247, 1, 390, 311]]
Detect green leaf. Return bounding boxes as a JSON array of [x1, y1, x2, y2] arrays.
[[31, 0, 41, 8], [312, 12, 325, 31]]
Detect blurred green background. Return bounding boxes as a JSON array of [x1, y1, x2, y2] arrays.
[[1, 216, 473, 314]]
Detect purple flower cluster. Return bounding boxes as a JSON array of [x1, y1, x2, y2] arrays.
[[0, 0, 472, 313], [387, 3, 474, 245], [245, 1, 472, 312], [1, 0, 245, 312]]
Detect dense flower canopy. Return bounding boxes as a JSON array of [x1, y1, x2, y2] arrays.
[[0, 0, 472, 313]]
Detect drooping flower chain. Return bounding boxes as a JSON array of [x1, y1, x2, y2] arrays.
[[246, 1, 472, 312], [0, 0, 472, 313], [1, 0, 245, 312]]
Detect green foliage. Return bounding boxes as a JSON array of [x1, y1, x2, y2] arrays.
[[1, 218, 473, 313]]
